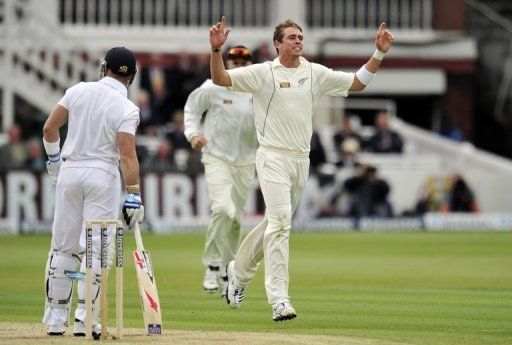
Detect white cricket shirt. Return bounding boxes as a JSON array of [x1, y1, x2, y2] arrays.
[[184, 79, 257, 164], [58, 76, 139, 171], [228, 57, 354, 156]]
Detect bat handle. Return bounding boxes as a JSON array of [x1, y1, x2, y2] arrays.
[[133, 222, 145, 251]]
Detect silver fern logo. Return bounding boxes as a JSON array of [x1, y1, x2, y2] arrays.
[[298, 77, 309, 86]]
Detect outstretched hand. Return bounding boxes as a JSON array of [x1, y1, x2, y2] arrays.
[[210, 16, 231, 49], [375, 23, 394, 53]]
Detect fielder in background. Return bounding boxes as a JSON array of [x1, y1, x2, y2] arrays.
[[42, 47, 144, 337], [209, 17, 394, 321], [184, 46, 257, 296]]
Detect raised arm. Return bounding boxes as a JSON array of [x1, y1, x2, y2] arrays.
[[210, 16, 232, 86], [350, 23, 394, 91]]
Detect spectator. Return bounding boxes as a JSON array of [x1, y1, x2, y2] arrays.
[[441, 174, 479, 212], [333, 164, 392, 217], [151, 75, 173, 124], [135, 143, 150, 169], [168, 51, 197, 114], [193, 53, 211, 87], [0, 123, 27, 169], [136, 89, 156, 132], [438, 113, 465, 142], [333, 116, 363, 159], [335, 138, 360, 168], [140, 53, 172, 122], [441, 126, 465, 142], [165, 111, 190, 150], [252, 42, 274, 63], [309, 130, 326, 171], [25, 138, 46, 171], [142, 139, 175, 172], [367, 111, 403, 153], [140, 53, 170, 93], [413, 176, 450, 214]]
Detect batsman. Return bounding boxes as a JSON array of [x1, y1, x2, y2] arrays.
[[41, 47, 144, 337]]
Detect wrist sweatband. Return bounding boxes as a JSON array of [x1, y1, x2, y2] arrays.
[[373, 49, 386, 61], [127, 184, 140, 193], [355, 65, 376, 86], [48, 153, 60, 163], [43, 137, 60, 156]]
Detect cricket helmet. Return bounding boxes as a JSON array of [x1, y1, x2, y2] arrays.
[[100, 47, 137, 84]]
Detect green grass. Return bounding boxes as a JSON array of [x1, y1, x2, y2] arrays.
[[1, 231, 512, 344]]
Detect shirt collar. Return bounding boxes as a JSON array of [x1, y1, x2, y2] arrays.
[[271, 56, 308, 68], [99, 76, 128, 97]]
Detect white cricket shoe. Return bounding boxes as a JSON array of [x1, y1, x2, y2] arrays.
[[203, 265, 220, 293], [225, 260, 244, 309], [73, 318, 102, 339], [47, 324, 66, 336], [272, 302, 297, 322], [219, 274, 229, 298]]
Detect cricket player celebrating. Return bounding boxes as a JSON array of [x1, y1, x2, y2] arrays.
[[209, 17, 394, 321], [42, 47, 144, 337], [184, 46, 257, 296]]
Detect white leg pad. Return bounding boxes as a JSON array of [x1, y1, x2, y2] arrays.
[[75, 255, 103, 322], [42, 251, 80, 326], [75, 233, 114, 323]]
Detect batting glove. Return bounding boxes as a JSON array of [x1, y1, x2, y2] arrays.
[[46, 153, 62, 186], [122, 189, 145, 227]]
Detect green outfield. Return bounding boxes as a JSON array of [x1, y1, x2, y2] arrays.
[[1, 231, 511, 345]]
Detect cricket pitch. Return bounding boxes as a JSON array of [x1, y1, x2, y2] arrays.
[[0, 322, 407, 345]]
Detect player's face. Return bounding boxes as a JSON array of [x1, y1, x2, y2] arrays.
[[226, 58, 252, 69], [276, 27, 304, 58]]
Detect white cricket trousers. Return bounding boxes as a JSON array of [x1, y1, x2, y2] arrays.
[[234, 146, 309, 307], [202, 154, 255, 271], [44, 163, 121, 325], [52, 165, 121, 254]]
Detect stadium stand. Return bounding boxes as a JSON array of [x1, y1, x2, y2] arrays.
[[0, 0, 512, 233]]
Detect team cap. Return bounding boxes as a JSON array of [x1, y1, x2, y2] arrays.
[[104, 47, 137, 76]]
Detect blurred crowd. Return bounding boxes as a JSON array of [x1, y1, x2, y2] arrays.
[[0, 47, 478, 218], [0, 123, 46, 171]]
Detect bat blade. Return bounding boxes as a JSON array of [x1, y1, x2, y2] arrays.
[[133, 223, 162, 335]]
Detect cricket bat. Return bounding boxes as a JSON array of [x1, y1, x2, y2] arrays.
[[133, 222, 162, 335]]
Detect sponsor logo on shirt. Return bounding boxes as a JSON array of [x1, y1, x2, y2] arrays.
[[223, 99, 233, 104], [279, 82, 291, 88]]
